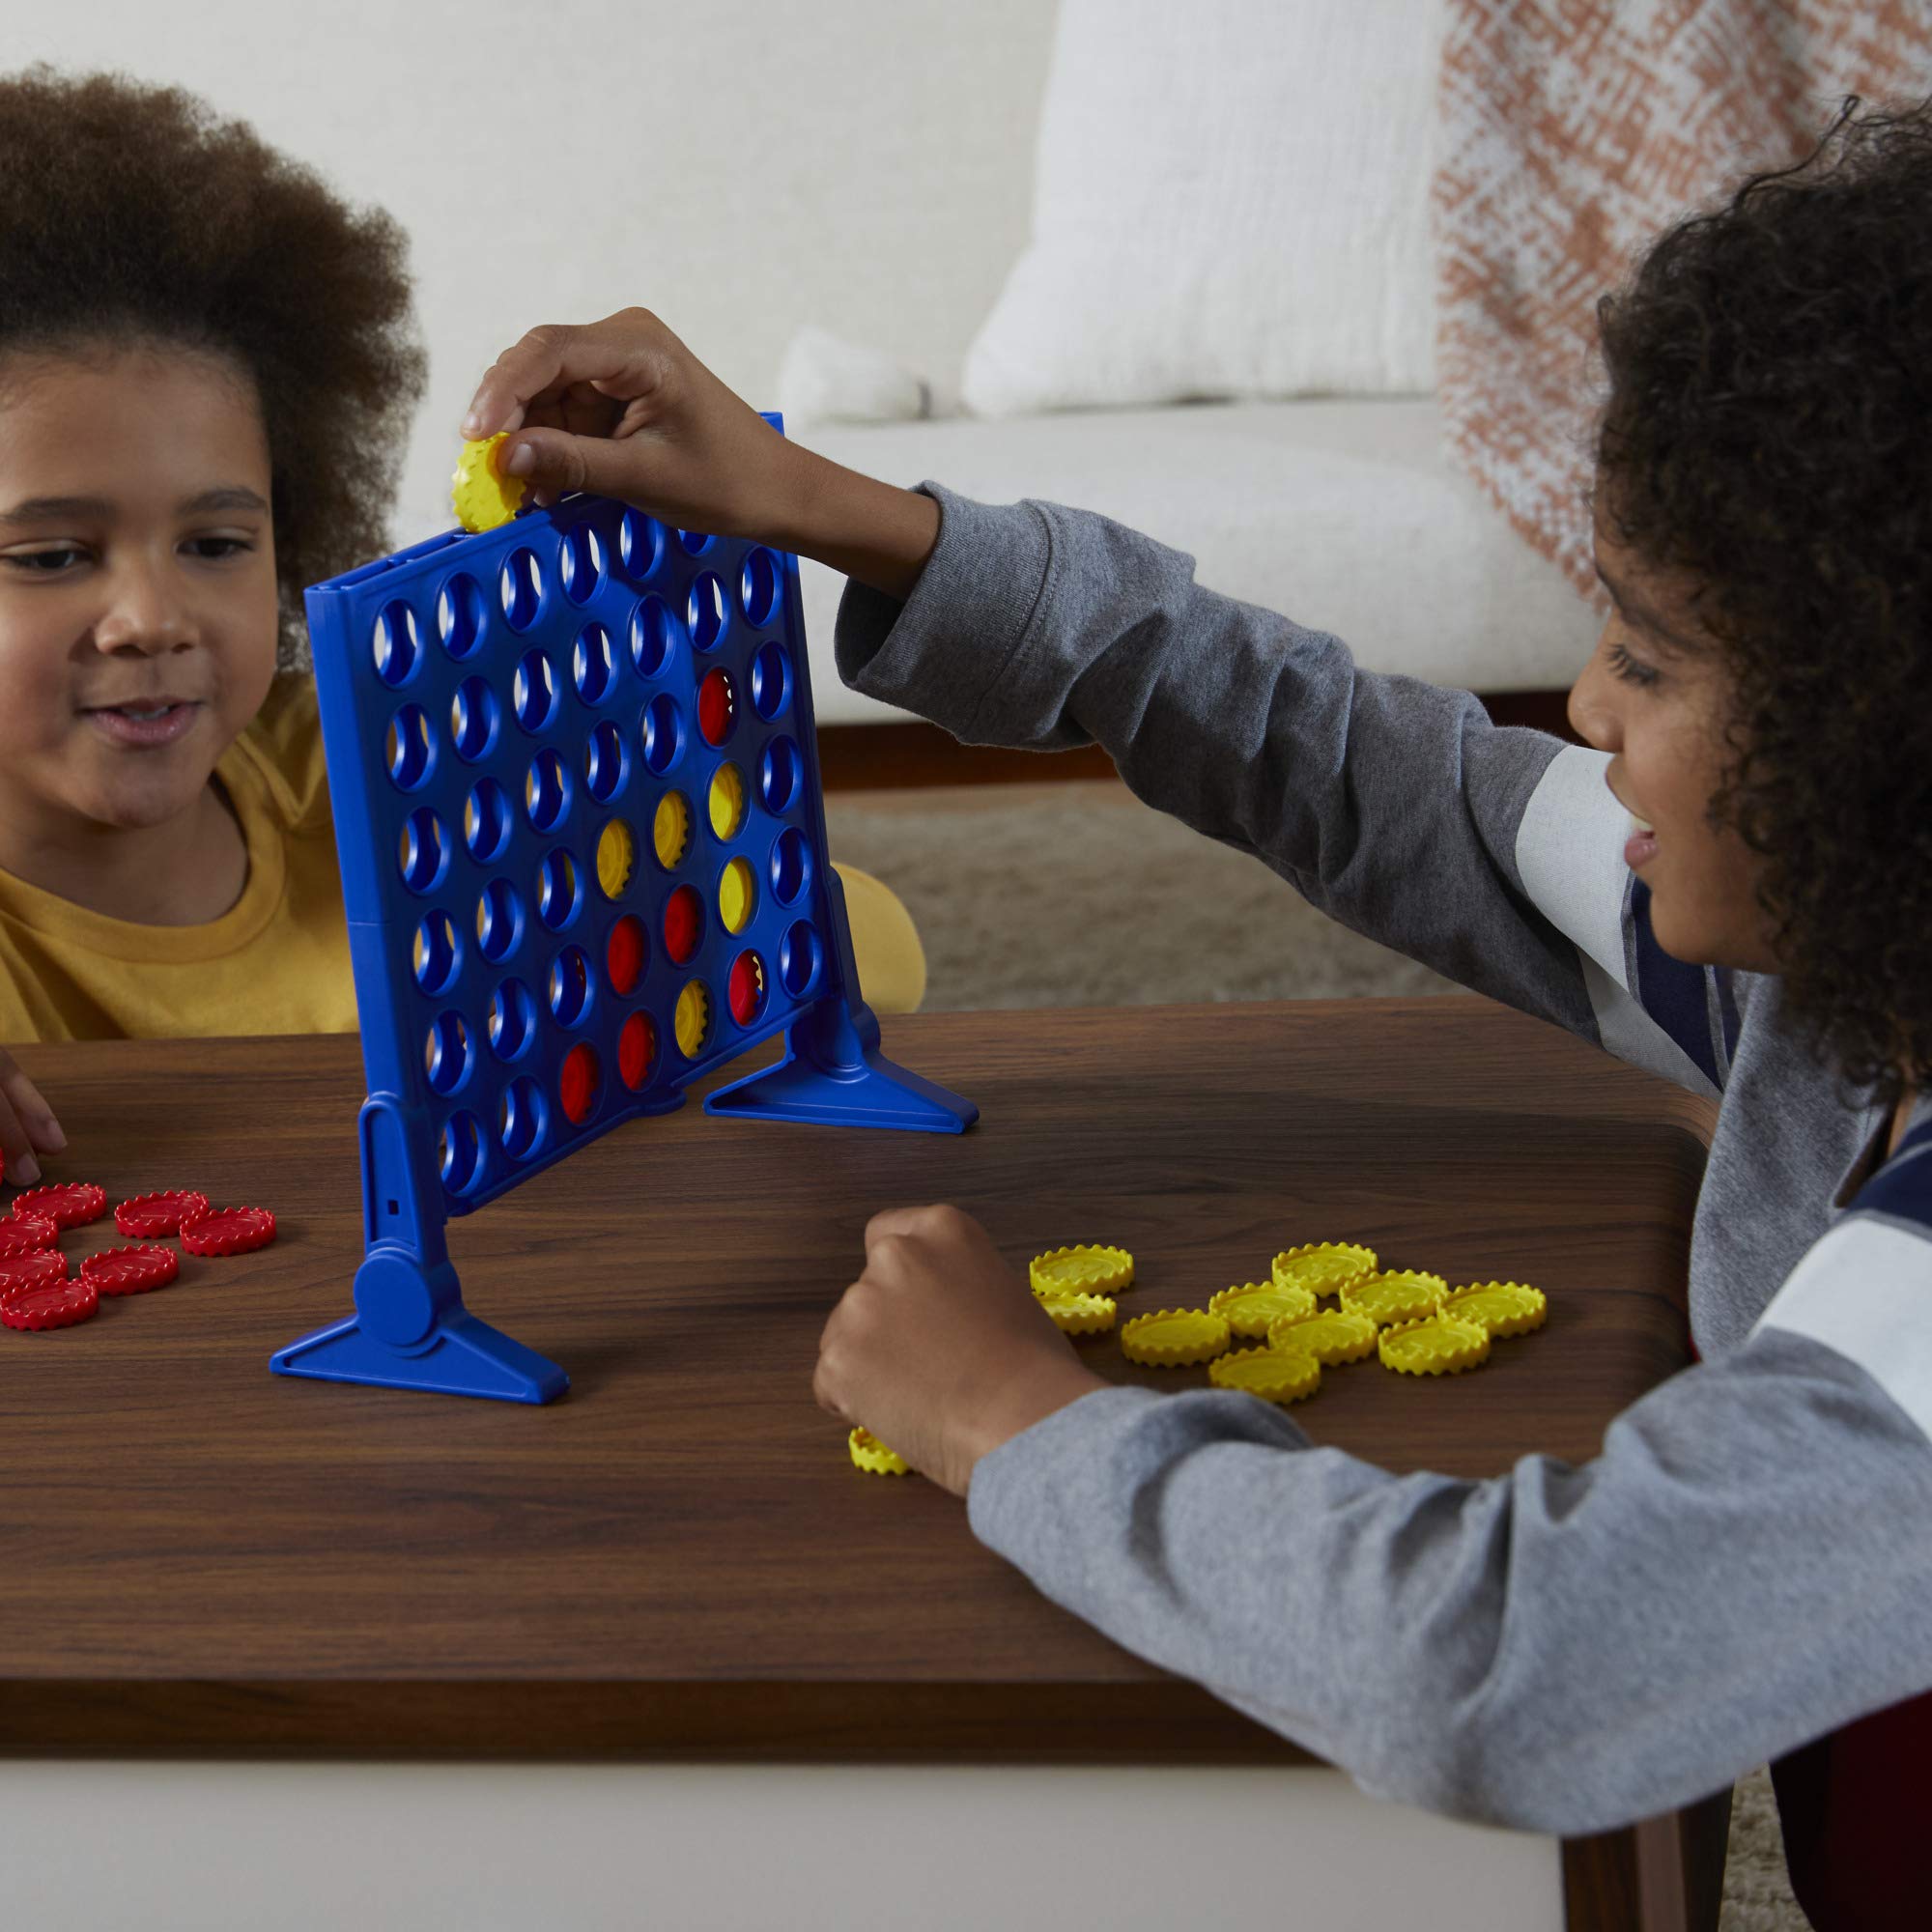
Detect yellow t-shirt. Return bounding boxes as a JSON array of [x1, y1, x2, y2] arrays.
[[0, 677, 923, 1042]]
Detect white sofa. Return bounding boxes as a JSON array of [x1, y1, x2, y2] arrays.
[[22, 0, 1600, 726], [792, 400, 1596, 724]]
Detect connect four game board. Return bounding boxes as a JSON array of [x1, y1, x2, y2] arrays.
[[271, 420, 976, 1404]]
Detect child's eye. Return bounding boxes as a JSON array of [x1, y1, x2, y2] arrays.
[[1607, 639, 1661, 689], [185, 536, 254, 560], [2, 546, 88, 574]]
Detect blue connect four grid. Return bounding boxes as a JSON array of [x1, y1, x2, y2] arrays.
[[271, 423, 976, 1404]]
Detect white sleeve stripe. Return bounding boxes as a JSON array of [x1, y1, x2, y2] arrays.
[[1515, 744, 1719, 1100], [1754, 1215, 1932, 1442], [1515, 744, 1632, 990]]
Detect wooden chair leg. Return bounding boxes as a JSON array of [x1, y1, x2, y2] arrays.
[[1562, 1784, 1734, 1932]]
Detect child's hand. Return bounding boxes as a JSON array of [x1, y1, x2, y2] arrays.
[[462, 308, 942, 603], [0, 1048, 65, 1189], [815, 1205, 1109, 1497], [461, 307, 802, 542]]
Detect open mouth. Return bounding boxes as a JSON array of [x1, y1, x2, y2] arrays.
[[82, 700, 201, 747]]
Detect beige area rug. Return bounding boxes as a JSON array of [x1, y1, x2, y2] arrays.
[[823, 779, 1808, 1932]]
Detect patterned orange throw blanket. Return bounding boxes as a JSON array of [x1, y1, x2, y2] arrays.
[[1433, 1, 1932, 602]]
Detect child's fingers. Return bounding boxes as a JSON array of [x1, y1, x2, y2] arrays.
[[0, 1065, 63, 1188], [461, 311, 673, 440], [500, 425, 660, 510]]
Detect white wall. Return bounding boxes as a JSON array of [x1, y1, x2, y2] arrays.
[[3, 0, 1057, 542]]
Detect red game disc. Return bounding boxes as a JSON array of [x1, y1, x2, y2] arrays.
[[114, 1189, 210, 1238], [81, 1243, 181, 1296], [0, 1212, 58, 1258], [12, 1180, 107, 1229], [0, 1268, 93, 1332], [180, 1206, 276, 1257], [0, 1249, 67, 1294]]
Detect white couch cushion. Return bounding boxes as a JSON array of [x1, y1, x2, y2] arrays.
[[794, 400, 1600, 726], [961, 0, 1443, 416]]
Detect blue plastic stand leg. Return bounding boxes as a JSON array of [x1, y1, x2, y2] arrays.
[[704, 996, 978, 1133], [270, 1095, 569, 1405]]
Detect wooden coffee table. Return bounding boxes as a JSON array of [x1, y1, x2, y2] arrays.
[[0, 999, 1726, 1931]]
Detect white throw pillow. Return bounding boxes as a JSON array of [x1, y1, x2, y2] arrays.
[[962, 0, 1442, 415]]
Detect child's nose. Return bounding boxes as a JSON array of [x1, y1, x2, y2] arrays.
[[92, 568, 196, 655], [1566, 629, 1623, 753]]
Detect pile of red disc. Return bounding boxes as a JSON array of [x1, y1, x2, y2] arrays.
[[0, 1182, 275, 1333]]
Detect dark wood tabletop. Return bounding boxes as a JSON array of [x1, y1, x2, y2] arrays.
[[0, 997, 1717, 1765]]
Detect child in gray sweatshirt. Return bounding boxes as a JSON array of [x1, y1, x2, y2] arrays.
[[465, 98, 1932, 1930]]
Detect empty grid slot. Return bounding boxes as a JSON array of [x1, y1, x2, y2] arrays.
[[498, 1075, 548, 1161], [537, 849, 582, 930], [525, 750, 571, 833], [740, 547, 781, 627], [412, 911, 461, 994], [642, 694, 684, 774], [464, 779, 513, 863], [548, 945, 593, 1027], [500, 546, 544, 631], [385, 705, 435, 791], [751, 641, 791, 721], [630, 595, 677, 677], [437, 572, 487, 659], [618, 510, 665, 581], [476, 879, 526, 963], [424, 1011, 473, 1095], [398, 809, 450, 895], [687, 573, 726, 651], [559, 525, 606, 607], [781, 920, 823, 999], [574, 621, 615, 703], [440, 1112, 485, 1195], [760, 735, 801, 812], [514, 650, 558, 732], [451, 677, 500, 763], [488, 978, 537, 1060], [584, 720, 628, 804], [372, 601, 420, 686], [771, 826, 811, 904]]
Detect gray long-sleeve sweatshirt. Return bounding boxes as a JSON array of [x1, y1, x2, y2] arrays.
[[832, 483, 1932, 1837]]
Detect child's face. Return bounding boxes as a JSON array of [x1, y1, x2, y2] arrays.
[[1567, 517, 1776, 973], [0, 344, 278, 843]]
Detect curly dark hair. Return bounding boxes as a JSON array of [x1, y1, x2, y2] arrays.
[[0, 66, 426, 667], [1594, 94, 1932, 1112]]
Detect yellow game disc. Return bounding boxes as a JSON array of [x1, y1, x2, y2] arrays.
[[1378, 1314, 1491, 1377], [1341, 1269, 1447, 1328], [1208, 1346, 1321, 1405], [1208, 1280, 1317, 1339], [654, 791, 692, 870], [674, 980, 709, 1058], [1120, 1308, 1231, 1368], [1267, 1304, 1380, 1366], [1041, 1292, 1117, 1337], [1442, 1281, 1548, 1340], [1030, 1244, 1134, 1300], [849, 1427, 910, 1475], [451, 432, 527, 534], [1271, 1241, 1378, 1298]]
